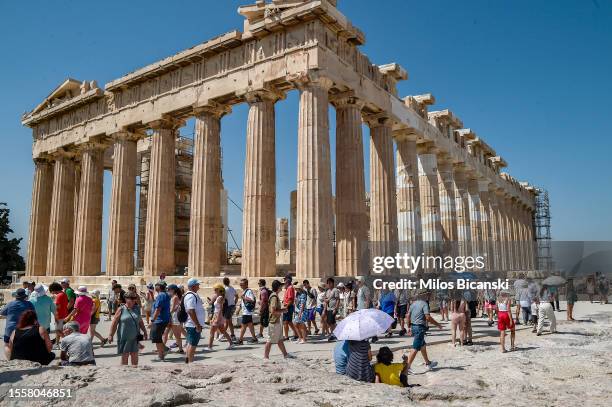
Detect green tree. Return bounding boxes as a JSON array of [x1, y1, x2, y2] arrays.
[[0, 202, 25, 280]]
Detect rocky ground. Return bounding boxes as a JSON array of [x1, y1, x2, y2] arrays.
[[1, 302, 611, 406]]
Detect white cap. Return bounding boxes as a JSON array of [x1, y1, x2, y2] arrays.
[[60, 278, 70, 284]]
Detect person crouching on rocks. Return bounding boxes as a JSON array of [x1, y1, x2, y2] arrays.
[[536, 288, 557, 336], [374, 346, 419, 387], [60, 321, 96, 366]]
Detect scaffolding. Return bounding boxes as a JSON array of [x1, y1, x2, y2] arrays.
[[535, 187, 553, 273]]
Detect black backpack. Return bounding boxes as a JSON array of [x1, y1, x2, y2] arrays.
[[178, 292, 196, 323]]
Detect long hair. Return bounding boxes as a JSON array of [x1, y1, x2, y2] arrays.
[[16, 310, 38, 329]]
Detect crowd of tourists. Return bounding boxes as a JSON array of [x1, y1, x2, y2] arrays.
[[0, 272, 608, 389]]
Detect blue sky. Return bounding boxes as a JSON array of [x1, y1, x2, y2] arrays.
[[1, 0, 611, 262]]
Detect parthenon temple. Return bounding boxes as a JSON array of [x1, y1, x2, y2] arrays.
[[22, 0, 537, 285]]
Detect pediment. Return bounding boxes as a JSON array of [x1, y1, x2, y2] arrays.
[[30, 78, 94, 115]]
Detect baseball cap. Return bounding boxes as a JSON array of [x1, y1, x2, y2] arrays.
[[187, 278, 200, 287]]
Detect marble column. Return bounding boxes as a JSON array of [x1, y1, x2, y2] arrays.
[[26, 159, 54, 276], [526, 207, 535, 270], [503, 196, 515, 271], [144, 120, 179, 276], [396, 133, 422, 272], [333, 94, 368, 277], [478, 180, 493, 271], [467, 177, 482, 259], [368, 115, 398, 273], [106, 133, 138, 276], [242, 91, 279, 278], [453, 167, 472, 259], [188, 106, 226, 277], [46, 154, 76, 276], [73, 144, 105, 276], [296, 77, 334, 279], [490, 189, 505, 272], [417, 143, 442, 271], [517, 203, 527, 271], [437, 155, 458, 257], [289, 190, 297, 265]]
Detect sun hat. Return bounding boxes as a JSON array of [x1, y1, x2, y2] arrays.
[[60, 278, 70, 284], [92, 289, 100, 296], [76, 286, 88, 295], [124, 291, 138, 300], [167, 284, 179, 291], [34, 284, 46, 297], [14, 288, 27, 300], [337, 282, 345, 288], [187, 278, 200, 287]]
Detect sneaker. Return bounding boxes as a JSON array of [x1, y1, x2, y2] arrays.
[[219, 336, 227, 342], [405, 367, 415, 375], [169, 342, 178, 349], [227, 343, 236, 350], [292, 335, 299, 341], [399, 329, 407, 336], [370, 336, 379, 343], [284, 353, 296, 359], [152, 357, 165, 362], [247, 338, 258, 344], [425, 361, 438, 371], [203, 346, 213, 351], [314, 329, 320, 335], [256, 334, 264, 339], [327, 335, 336, 342]]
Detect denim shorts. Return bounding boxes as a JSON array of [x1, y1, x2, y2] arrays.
[[185, 327, 201, 346], [411, 324, 427, 351], [283, 305, 294, 322]]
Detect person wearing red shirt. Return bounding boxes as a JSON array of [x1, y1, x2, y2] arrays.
[[49, 282, 68, 346], [282, 275, 298, 340]]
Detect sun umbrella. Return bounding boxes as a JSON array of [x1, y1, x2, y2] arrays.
[[542, 276, 566, 286], [333, 309, 395, 341]]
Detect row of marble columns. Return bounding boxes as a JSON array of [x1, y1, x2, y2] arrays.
[[26, 78, 535, 279]]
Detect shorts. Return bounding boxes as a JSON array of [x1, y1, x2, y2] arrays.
[[185, 327, 201, 346], [260, 308, 270, 328], [315, 306, 324, 315], [3, 335, 9, 344], [468, 301, 477, 318], [150, 322, 168, 343], [223, 305, 236, 320], [266, 322, 283, 344], [411, 324, 427, 351], [307, 308, 316, 321], [397, 304, 408, 318], [241, 315, 253, 325], [326, 310, 336, 325], [283, 305, 294, 322], [497, 311, 513, 331], [90, 315, 100, 325]]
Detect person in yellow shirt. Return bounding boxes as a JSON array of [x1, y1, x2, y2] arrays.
[[373, 347, 416, 387], [89, 290, 107, 346]]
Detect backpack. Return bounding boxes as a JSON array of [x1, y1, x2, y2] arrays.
[[244, 288, 256, 313], [178, 292, 196, 323]]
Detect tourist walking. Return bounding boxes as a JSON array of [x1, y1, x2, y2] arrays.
[[163, 284, 184, 353], [379, 288, 396, 338], [7, 310, 55, 365], [536, 288, 557, 335], [183, 278, 206, 363], [1, 288, 35, 357], [395, 288, 409, 335], [483, 288, 497, 327], [356, 276, 371, 310], [107, 279, 117, 321], [223, 277, 238, 341], [89, 290, 107, 345], [303, 280, 319, 335], [586, 276, 595, 303], [108, 291, 148, 366], [282, 274, 298, 340], [49, 282, 69, 346], [325, 277, 341, 341], [517, 284, 532, 325], [566, 279, 578, 321], [143, 283, 155, 326], [450, 299, 466, 347], [263, 280, 293, 359], [316, 283, 329, 336], [345, 339, 374, 382], [127, 284, 143, 309], [65, 286, 94, 334], [206, 283, 234, 351], [435, 288, 449, 323], [150, 281, 171, 361], [237, 278, 258, 345], [60, 321, 96, 366], [29, 284, 57, 334], [257, 279, 270, 339], [405, 289, 442, 373], [497, 291, 516, 352], [293, 284, 308, 343], [60, 278, 76, 312]]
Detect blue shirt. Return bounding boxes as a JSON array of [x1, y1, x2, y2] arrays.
[[380, 291, 396, 315], [29, 295, 56, 330], [152, 291, 171, 324], [409, 300, 430, 326], [333, 340, 350, 374], [1, 299, 35, 340]]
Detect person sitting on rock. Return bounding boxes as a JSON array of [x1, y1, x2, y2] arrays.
[[7, 309, 55, 365], [374, 346, 417, 387], [60, 321, 96, 366]]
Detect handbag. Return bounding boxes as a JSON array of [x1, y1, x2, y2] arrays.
[[124, 305, 144, 342]]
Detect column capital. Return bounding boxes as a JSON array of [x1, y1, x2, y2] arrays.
[[393, 128, 419, 142], [49, 148, 77, 161], [193, 101, 232, 119], [243, 87, 285, 104], [416, 141, 438, 155], [111, 130, 143, 142], [330, 91, 365, 110], [75, 140, 108, 154], [363, 112, 393, 128], [147, 116, 185, 130], [288, 71, 333, 91]]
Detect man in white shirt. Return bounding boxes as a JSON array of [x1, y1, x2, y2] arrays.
[[303, 280, 319, 335], [223, 277, 238, 341], [184, 278, 206, 363], [237, 279, 258, 345]]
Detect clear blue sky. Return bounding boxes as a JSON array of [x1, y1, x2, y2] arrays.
[[1, 0, 611, 261]]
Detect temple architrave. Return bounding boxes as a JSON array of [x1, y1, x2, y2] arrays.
[[21, 0, 537, 291]]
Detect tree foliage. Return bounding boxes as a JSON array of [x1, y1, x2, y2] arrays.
[[0, 202, 25, 279]]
